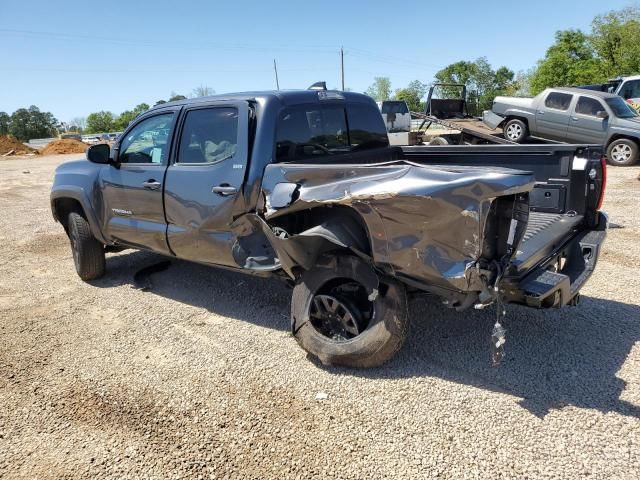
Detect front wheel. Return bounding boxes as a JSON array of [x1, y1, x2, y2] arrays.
[[503, 118, 528, 143], [67, 212, 105, 281], [607, 138, 639, 166], [291, 254, 408, 368]]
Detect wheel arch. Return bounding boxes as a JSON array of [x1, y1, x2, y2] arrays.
[[267, 204, 375, 258], [606, 134, 640, 149], [51, 188, 106, 243], [504, 115, 530, 128]]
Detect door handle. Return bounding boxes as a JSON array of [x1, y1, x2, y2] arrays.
[[212, 184, 238, 196], [142, 180, 162, 190], [571, 116, 579, 121], [537, 111, 544, 115]]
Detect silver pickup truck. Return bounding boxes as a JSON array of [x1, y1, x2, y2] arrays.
[[490, 87, 640, 166]]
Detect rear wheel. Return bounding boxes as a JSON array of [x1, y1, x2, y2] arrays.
[[291, 254, 408, 368], [503, 118, 528, 143], [606, 138, 638, 166], [68, 212, 105, 281]]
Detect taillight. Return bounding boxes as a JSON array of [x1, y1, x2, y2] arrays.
[[596, 155, 607, 210]]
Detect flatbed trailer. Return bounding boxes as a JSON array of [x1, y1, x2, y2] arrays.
[[416, 83, 557, 146], [412, 110, 515, 145]]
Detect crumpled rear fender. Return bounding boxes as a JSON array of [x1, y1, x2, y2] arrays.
[[240, 160, 534, 293]]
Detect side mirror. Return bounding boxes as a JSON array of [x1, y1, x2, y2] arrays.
[[86, 143, 111, 164], [596, 110, 609, 119]]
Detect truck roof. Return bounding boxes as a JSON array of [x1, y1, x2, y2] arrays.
[[550, 87, 620, 99], [148, 89, 375, 112]]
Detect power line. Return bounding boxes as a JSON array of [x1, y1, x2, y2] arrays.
[[0, 28, 337, 54]]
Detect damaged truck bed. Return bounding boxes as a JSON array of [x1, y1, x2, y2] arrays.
[[51, 89, 608, 368]]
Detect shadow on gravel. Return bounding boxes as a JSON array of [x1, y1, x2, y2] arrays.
[[96, 250, 639, 419], [94, 250, 291, 332], [354, 295, 640, 419]]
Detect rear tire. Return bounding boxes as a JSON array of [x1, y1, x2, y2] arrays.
[[68, 212, 105, 281], [291, 254, 408, 368], [606, 138, 638, 166], [503, 118, 528, 143]]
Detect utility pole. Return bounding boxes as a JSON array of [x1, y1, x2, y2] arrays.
[[273, 59, 280, 91], [340, 47, 345, 91]]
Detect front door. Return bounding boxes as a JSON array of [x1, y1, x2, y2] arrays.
[[163, 101, 250, 266], [618, 79, 640, 110], [99, 110, 178, 254], [535, 91, 573, 140], [566, 95, 608, 145]]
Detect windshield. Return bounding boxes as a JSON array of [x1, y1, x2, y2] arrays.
[[605, 97, 639, 118]]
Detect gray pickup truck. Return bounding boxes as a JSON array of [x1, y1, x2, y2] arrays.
[[51, 89, 607, 367], [491, 87, 640, 165]]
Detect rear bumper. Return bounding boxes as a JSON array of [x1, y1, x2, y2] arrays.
[[502, 212, 607, 308]]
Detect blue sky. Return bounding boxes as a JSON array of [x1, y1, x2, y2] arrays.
[[0, 0, 632, 122]]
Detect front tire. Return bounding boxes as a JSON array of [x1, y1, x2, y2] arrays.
[[67, 212, 105, 281], [503, 118, 528, 143], [291, 254, 408, 368], [606, 139, 639, 166]]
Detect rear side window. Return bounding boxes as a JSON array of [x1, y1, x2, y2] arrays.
[[544, 92, 572, 111], [575, 96, 605, 116], [177, 107, 238, 164], [275, 105, 348, 162], [347, 104, 389, 151]]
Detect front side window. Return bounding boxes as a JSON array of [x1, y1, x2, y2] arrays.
[[575, 97, 605, 116], [544, 92, 573, 111], [620, 80, 640, 100], [177, 108, 238, 164], [347, 104, 389, 151], [119, 114, 173, 164], [275, 105, 348, 162], [605, 97, 639, 118]]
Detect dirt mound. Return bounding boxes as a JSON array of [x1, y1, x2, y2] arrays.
[[41, 139, 89, 155], [0, 135, 38, 156]]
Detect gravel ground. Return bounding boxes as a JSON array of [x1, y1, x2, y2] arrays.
[[1, 154, 639, 479]]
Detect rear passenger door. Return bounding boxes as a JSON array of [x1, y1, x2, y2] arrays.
[[535, 91, 573, 141], [163, 101, 250, 266], [566, 95, 609, 145]]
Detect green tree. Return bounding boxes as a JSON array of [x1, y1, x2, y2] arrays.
[[364, 77, 392, 101], [393, 80, 428, 111], [169, 91, 187, 102], [434, 57, 516, 114], [85, 111, 115, 134], [114, 103, 150, 131], [529, 30, 605, 94], [591, 6, 640, 77], [0, 112, 9, 135], [9, 106, 58, 141], [154, 99, 167, 106]]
